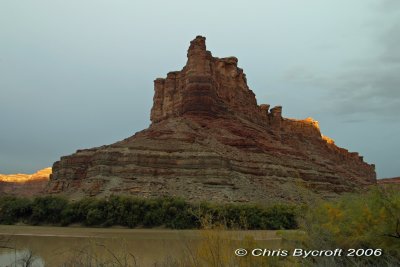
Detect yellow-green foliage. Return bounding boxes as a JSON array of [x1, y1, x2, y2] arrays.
[[301, 186, 400, 260]]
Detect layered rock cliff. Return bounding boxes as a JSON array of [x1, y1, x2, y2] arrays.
[[46, 36, 376, 202]]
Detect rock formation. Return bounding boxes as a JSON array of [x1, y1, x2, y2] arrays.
[[0, 167, 51, 197], [378, 177, 400, 185], [46, 36, 376, 202]]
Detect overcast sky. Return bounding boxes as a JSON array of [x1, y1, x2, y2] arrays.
[[1, 0, 399, 178]]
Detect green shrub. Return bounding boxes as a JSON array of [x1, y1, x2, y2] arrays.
[[261, 204, 298, 230], [85, 208, 104, 226], [60, 197, 94, 226], [121, 197, 145, 228], [141, 198, 164, 227], [84, 199, 107, 226], [0, 196, 32, 224], [163, 198, 198, 229], [30, 196, 68, 224]]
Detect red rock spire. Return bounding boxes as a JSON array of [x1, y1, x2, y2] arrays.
[[151, 36, 269, 124]]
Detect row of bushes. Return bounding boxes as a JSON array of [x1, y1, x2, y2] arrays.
[[0, 195, 298, 230]]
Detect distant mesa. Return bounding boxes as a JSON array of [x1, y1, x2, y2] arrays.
[[378, 177, 400, 185], [45, 36, 376, 202], [0, 167, 51, 197], [0, 167, 51, 183]]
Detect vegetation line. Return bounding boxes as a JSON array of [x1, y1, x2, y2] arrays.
[[0, 195, 298, 230]]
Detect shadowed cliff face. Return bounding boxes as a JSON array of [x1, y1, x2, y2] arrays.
[[46, 36, 376, 203]]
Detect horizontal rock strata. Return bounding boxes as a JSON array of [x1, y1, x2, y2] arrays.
[[46, 36, 376, 202]]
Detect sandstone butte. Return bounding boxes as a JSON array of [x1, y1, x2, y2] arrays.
[[46, 36, 376, 203]]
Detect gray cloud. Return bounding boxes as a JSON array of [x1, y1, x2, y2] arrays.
[[379, 23, 400, 64], [375, 0, 400, 13], [285, 17, 400, 121]]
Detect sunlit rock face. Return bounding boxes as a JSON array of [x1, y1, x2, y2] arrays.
[[0, 168, 51, 196], [46, 36, 376, 202]]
